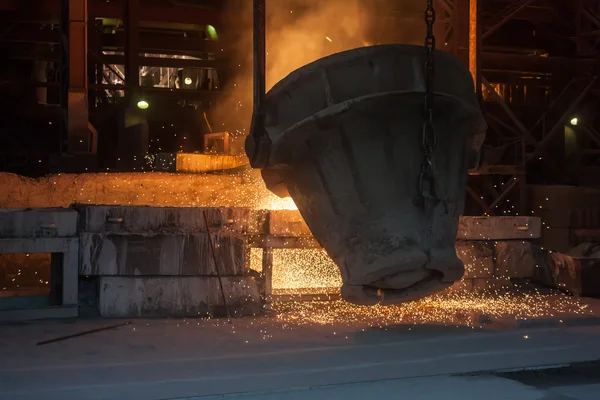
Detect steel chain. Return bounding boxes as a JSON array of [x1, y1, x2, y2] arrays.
[[416, 0, 438, 208]]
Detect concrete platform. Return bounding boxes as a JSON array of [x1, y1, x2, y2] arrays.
[[185, 373, 600, 400]]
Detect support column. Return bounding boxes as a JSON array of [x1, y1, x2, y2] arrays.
[[452, 0, 471, 67], [469, 0, 482, 97], [124, 0, 140, 107], [262, 247, 273, 312], [66, 0, 90, 154], [118, 0, 148, 171]]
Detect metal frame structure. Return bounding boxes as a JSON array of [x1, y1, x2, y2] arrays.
[[445, 0, 600, 215]]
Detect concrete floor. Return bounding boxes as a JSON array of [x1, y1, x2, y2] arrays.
[[1, 300, 600, 400], [191, 377, 600, 400]]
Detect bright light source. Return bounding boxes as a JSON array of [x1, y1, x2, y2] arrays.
[[570, 117, 578, 126], [206, 25, 218, 41], [137, 100, 149, 110], [184, 77, 193, 85]]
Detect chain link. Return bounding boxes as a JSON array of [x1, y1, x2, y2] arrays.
[[416, 0, 438, 208]]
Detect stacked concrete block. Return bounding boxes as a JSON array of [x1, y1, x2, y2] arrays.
[[77, 206, 261, 318], [446, 240, 537, 295], [445, 217, 543, 294], [263, 210, 545, 296], [532, 244, 600, 297]]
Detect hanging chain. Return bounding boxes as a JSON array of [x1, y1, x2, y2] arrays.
[[416, 0, 439, 208]]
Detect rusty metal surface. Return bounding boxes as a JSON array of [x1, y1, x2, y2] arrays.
[[251, 45, 486, 305]]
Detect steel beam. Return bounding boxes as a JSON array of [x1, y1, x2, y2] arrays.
[[469, 0, 481, 94], [124, 0, 139, 107], [0, 27, 224, 54], [452, 0, 470, 66], [65, 0, 90, 154], [482, 76, 537, 145], [527, 77, 598, 162], [99, 54, 226, 69], [101, 33, 223, 54], [483, 175, 520, 215], [482, 52, 596, 74], [0, 0, 224, 26], [482, 0, 536, 40], [88, 0, 223, 26]]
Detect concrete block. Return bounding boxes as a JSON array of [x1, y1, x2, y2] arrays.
[[80, 233, 247, 276], [456, 241, 494, 279], [532, 249, 600, 297], [0, 208, 77, 238], [268, 210, 312, 236], [98, 276, 261, 317], [494, 240, 536, 278], [76, 206, 260, 235], [457, 216, 541, 240], [175, 153, 248, 173]]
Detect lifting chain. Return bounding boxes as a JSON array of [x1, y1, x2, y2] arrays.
[[416, 0, 439, 209]]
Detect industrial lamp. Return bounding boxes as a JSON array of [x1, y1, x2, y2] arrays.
[[137, 100, 149, 110], [570, 117, 578, 126]]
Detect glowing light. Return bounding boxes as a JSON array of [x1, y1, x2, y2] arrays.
[[137, 100, 149, 110], [184, 77, 193, 85], [570, 117, 578, 126], [207, 25, 218, 41]]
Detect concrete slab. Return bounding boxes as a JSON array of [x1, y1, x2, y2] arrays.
[[0, 208, 77, 238], [76, 206, 262, 235], [98, 276, 261, 317], [266, 212, 543, 242], [495, 240, 537, 278], [175, 154, 248, 173], [79, 233, 247, 276], [457, 216, 542, 240]]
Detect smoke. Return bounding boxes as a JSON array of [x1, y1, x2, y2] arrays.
[[212, 0, 426, 134]]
